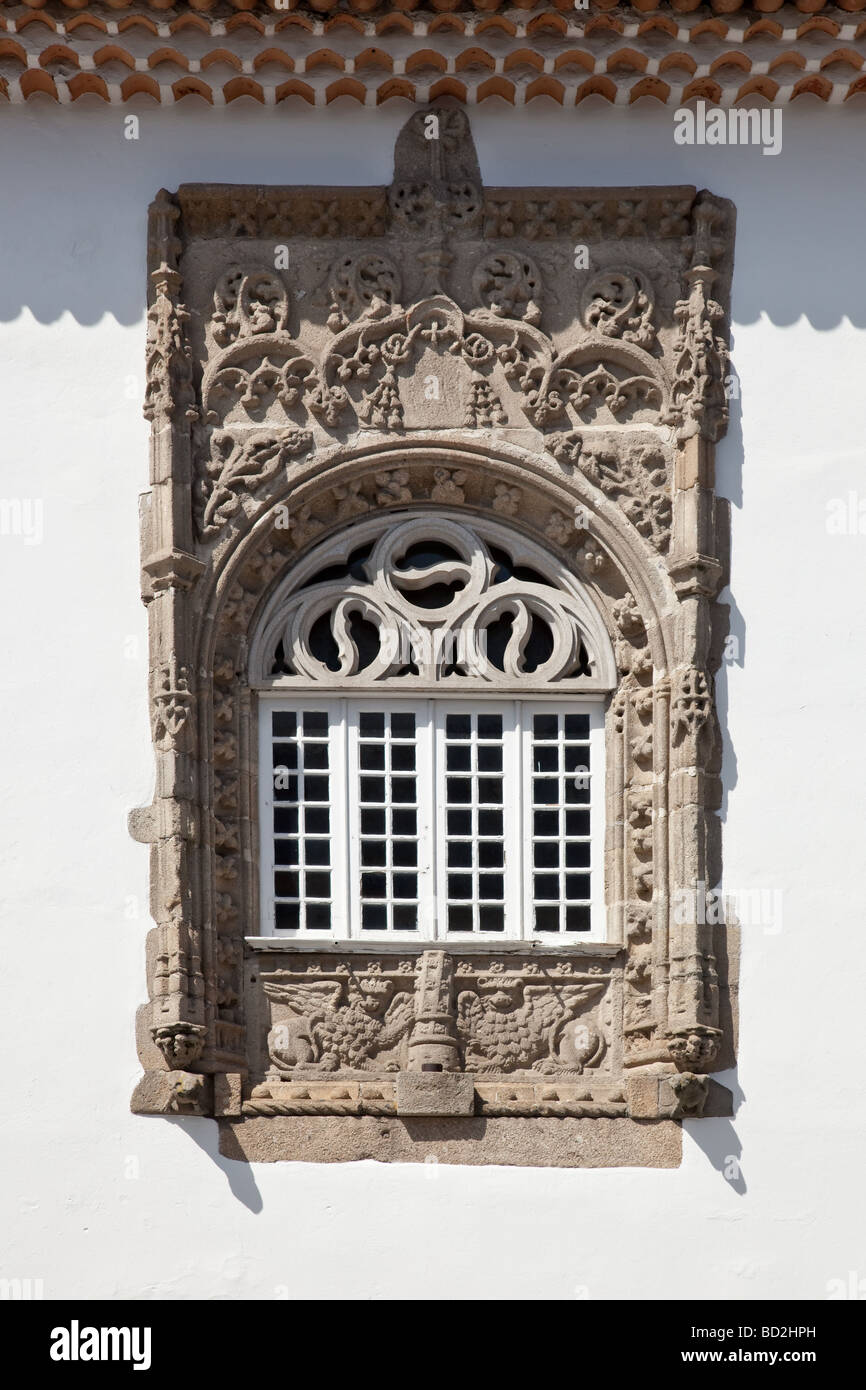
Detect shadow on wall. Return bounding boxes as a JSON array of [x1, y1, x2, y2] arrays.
[[686, 1088, 748, 1197], [1, 97, 866, 328], [168, 1116, 264, 1214]]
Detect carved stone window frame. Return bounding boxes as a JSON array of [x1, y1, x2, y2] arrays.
[[130, 108, 737, 1168]]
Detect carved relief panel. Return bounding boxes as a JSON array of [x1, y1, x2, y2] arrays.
[[131, 108, 737, 1167]]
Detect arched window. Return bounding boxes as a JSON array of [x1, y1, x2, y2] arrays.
[[249, 513, 616, 941], [131, 108, 737, 1156]]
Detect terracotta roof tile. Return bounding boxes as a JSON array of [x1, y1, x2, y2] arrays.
[[2, 3, 866, 105]]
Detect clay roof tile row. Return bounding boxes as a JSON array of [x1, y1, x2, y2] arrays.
[[2, 3, 866, 104], [5, 1, 866, 13]]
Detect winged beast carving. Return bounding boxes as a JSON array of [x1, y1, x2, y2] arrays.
[[457, 974, 606, 1074], [265, 974, 414, 1073]]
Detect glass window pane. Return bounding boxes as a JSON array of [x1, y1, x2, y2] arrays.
[[448, 874, 473, 900], [448, 904, 473, 932], [393, 904, 418, 931], [392, 808, 417, 837], [534, 905, 559, 932], [446, 744, 471, 772], [362, 902, 387, 931], [533, 714, 558, 740], [301, 741, 329, 770], [477, 714, 502, 740], [273, 806, 298, 835], [275, 902, 300, 930], [360, 743, 385, 770], [479, 905, 505, 933], [565, 905, 592, 932], [445, 714, 471, 739], [564, 714, 590, 740], [478, 840, 503, 868], [478, 809, 502, 837], [305, 871, 331, 899], [477, 744, 502, 772]]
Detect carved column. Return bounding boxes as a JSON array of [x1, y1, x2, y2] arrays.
[[137, 191, 207, 1071], [660, 192, 732, 1074], [407, 950, 460, 1072]]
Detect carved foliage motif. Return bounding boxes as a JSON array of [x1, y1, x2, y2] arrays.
[[473, 251, 542, 325], [581, 268, 656, 352], [152, 660, 194, 751], [195, 428, 313, 538], [212, 268, 290, 346], [671, 665, 714, 746], [324, 253, 402, 333], [575, 437, 673, 554], [664, 194, 731, 443], [145, 272, 194, 423]]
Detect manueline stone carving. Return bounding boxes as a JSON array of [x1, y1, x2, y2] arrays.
[[324, 252, 402, 333], [389, 107, 482, 238], [265, 971, 415, 1074], [457, 974, 606, 1074], [131, 108, 737, 1164], [664, 195, 731, 443], [577, 439, 672, 553], [212, 267, 290, 346], [196, 428, 313, 537], [152, 661, 194, 752], [473, 250, 543, 325], [256, 514, 605, 688], [671, 665, 714, 745], [581, 268, 656, 351]]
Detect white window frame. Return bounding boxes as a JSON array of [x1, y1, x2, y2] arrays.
[[257, 693, 606, 943]]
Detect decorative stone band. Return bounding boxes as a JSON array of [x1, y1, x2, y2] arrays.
[[133, 1072, 729, 1121]]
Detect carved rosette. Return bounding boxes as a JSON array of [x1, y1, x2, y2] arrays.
[[131, 108, 735, 1147]]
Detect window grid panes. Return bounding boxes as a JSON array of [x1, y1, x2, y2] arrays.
[[355, 709, 421, 933], [529, 711, 592, 933], [259, 697, 602, 940], [442, 711, 506, 935], [269, 708, 334, 933]]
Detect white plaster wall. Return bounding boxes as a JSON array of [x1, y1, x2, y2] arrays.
[[1, 96, 865, 1301]]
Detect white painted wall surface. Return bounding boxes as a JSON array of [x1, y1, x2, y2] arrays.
[[1, 96, 865, 1301]]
